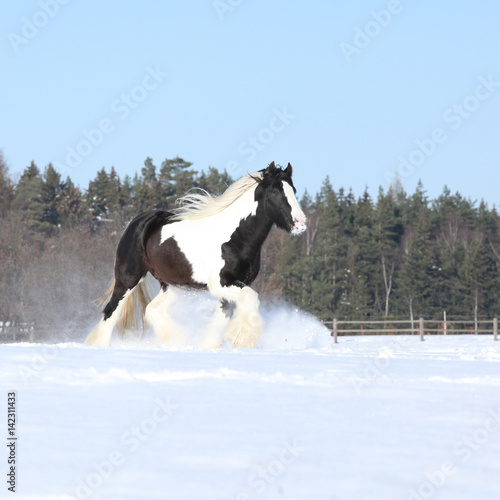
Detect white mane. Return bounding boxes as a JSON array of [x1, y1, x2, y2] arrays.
[[172, 172, 263, 221]]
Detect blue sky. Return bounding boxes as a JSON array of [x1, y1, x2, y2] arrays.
[[2, 1, 500, 205]]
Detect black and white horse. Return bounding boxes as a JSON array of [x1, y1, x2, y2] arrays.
[[85, 162, 306, 348]]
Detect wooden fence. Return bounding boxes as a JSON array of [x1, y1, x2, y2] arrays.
[[326, 318, 499, 343], [2, 318, 499, 345], [0, 322, 35, 343]]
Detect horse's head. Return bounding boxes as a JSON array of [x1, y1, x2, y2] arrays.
[[256, 162, 307, 235]]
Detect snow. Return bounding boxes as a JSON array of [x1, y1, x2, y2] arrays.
[[2, 301, 500, 500]]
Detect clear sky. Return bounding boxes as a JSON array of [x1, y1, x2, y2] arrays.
[[2, 1, 500, 206]]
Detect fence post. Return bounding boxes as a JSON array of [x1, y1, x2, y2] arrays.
[[443, 311, 447, 335], [494, 318, 498, 342], [419, 317, 424, 341], [333, 318, 338, 344]]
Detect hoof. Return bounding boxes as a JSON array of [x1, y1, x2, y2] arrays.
[[199, 339, 223, 349], [226, 314, 262, 348], [85, 319, 114, 346]]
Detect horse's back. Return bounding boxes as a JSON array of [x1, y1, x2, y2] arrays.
[[115, 210, 175, 277]]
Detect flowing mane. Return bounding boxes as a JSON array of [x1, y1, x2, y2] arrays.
[[172, 172, 263, 221]]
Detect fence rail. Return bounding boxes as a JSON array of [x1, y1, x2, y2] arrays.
[[0, 322, 35, 342], [326, 317, 499, 343], [2, 318, 499, 344]]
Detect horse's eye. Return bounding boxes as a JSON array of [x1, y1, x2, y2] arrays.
[[272, 188, 280, 196]]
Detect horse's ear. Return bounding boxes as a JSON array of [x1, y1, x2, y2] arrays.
[[285, 163, 293, 177], [267, 161, 276, 172], [266, 161, 276, 175]]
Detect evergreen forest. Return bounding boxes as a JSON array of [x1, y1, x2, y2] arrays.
[[1, 151, 500, 337]]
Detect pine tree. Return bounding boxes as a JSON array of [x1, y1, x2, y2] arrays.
[[12, 161, 48, 243], [306, 179, 350, 320], [373, 187, 403, 318], [107, 167, 124, 212], [58, 177, 84, 229], [463, 232, 498, 328], [476, 201, 500, 264], [431, 188, 469, 317], [41, 163, 62, 232], [134, 157, 166, 211], [197, 167, 233, 194], [396, 218, 437, 322], [0, 152, 13, 216], [121, 175, 134, 211], [347, 189, 377, 319], [159, 156, 197, 206], [86, 167, 112, 228]]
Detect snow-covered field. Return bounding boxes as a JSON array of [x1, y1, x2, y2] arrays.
[[2, 300, 500, 500]]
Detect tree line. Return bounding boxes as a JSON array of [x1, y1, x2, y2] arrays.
[[276, 177, 500, 325], [1, 151, 499, 337]]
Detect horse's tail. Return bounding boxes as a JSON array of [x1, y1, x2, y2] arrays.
[[94, 278, 116, 309], [115, 276, 153, 335], [95, 275, 153, 335]]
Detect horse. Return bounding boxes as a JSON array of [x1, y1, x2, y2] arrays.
[[85, 162, 307, 348]]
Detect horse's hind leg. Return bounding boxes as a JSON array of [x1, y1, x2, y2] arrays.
[[144, 286, 189, 345], [86, 210, 160, 346], [86, 282, 132, 346]]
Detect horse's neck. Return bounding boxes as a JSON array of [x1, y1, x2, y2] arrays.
[[248, 207, 274, 244], [217, 189, 273, 249], [233, 204, 274, 251]]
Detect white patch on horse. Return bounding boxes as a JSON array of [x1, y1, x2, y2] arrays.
[[282, 181, 307, 235], [160, 185, 259, 286], [144, 287, 189, 345]]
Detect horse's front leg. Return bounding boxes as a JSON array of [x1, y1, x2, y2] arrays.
[[208, 280, 263, 348], [227, 285, 263, 348], [199, 299, 234, 348]]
